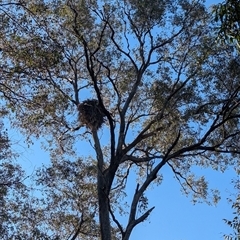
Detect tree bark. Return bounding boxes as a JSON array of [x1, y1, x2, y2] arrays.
[[98, 174, 111, 240], [92, 129, 112, 240]]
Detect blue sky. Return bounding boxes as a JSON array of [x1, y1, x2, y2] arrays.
[[16, 138, 236, 239], [8, 0, 239, 239], [130, 168, 236, 240], [131, 1, 237, 239]]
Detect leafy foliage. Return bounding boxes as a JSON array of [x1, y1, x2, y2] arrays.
[[0, 120, 28, 239], [0, 0, 240, 239], [214, 0, 240, 48], [223, 180, 240, 240]]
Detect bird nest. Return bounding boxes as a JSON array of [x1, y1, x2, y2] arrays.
[[78, 99, 105, 130]]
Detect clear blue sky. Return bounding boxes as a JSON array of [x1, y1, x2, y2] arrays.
[[9, 0, 239, 239]]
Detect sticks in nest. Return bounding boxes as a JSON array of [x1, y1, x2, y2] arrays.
[[78, 99, 105, 130]]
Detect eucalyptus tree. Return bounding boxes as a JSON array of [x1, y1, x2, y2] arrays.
[[214, 1, 240, 237], [0, 0, 240, 239]]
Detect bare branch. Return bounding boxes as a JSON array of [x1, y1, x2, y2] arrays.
[[112, 163, 132, 191], [167, 161, 201, 195], [121, 155, 160, 164], [68, 214, 85, 240], [123, 207, 155, 240], [108, 203, 124, 236], [133, 206, 155, 228], [124, 158, 167, 239]]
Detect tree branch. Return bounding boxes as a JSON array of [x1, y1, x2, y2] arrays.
[[167, 161, 201, 196], [108, 202, 124, 236], [123, 207, 155, 240], [68, 214, 85, 240]]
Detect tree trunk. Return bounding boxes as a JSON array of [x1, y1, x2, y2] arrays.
[[98, 173, 112, 240], [92, 129, 112, 240]]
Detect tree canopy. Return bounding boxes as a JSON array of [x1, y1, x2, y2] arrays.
[[223, 180, 240, 240], [214, 0, 240, 48], [0, 117, 27, 239], [0, 0, 240, 239]]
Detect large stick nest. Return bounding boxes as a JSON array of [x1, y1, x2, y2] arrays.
[[78, 99, 106, 130]]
